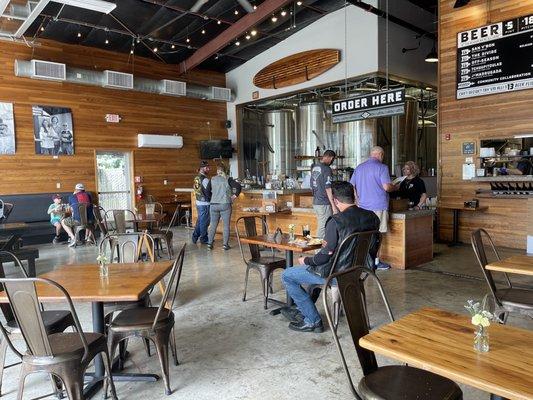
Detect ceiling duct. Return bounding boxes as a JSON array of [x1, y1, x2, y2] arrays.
[[160, 79, 187, 97], [30, 59, 66, 81], [103, 70, 134, 90], [14, 59, 233, 102]]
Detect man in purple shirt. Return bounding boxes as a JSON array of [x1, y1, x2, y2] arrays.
[[350, 146, 397, 269]]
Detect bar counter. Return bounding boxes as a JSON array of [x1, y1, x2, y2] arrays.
[[180, 187, 434, 269]]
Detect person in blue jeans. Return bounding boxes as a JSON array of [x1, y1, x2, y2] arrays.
[[192, 161, 211, 244], [281, 181, 380, 333]]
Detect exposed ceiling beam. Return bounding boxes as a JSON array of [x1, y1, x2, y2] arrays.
[[0, 0, 11, 16], [177, 0, 294, 74], [14, 0, 51, 38], [347, 0, 436, 40], [140, 0, 234, 26]]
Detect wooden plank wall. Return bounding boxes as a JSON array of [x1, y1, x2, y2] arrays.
[[438, 0, 533, 249], [0, 39, 227, 202]]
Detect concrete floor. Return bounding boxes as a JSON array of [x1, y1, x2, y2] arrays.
[[1, 229, 531, 399]]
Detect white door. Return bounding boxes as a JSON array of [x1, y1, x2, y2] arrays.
[[96, 151, 133, 210]]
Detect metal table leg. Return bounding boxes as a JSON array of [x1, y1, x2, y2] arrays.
[[448, 208, 460, 247], [269, 250, 294, 316]]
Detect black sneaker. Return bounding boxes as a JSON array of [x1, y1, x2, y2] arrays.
[[207, 243, 213, 251], [223, 244, 231, 251], [288, 320, 324, 333], [280, 306, 304, 323], [52, 236, 60, 244]]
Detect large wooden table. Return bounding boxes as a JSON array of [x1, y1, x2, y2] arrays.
[[486, 254, 533, 276], [240, 234, 322, 312], [0, 261, 174, 398], [359, 307, 533, 400]]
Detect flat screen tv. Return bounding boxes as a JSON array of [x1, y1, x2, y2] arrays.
[[200, 139, 233, 159]]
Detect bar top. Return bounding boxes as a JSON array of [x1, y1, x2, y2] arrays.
[[242, 188, 312, 195], [174, 188, 194, 192], [390, 209, 435, 220]]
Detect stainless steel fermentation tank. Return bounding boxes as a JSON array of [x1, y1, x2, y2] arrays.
[[262, 109, 296, 176]]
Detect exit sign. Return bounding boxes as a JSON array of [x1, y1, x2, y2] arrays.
[[105, 114, 121, 123]]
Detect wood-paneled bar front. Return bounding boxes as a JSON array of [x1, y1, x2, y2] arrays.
[[438, 0, 533, 249], [0, 39, 227, 202]]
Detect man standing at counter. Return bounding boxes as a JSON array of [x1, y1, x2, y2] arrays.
[[311, 150, 337, 239], [350, 146, 396, 269], [192, 160, 211, 244]]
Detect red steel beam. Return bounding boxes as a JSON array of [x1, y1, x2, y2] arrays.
[[177, 0, 294, 74]]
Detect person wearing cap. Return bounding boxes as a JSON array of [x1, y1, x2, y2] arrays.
[[61, 183, 95, 247], [47, 194, 66, 244], [192, 161, 211, 244]]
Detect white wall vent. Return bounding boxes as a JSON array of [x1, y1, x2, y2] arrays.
[[138, 134, 183, 149], [30, 60, 66, 81], [211, 86, 232, 102], [103, 70, 134, 89], [161, 79, 186, 96]]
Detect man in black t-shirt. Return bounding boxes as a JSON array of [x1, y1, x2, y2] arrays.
[[281, 182, 380, 333], [310, 149, 337, 239]]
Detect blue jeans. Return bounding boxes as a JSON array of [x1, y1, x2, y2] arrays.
[[192, 205, 210, 243], [281, 265, 325, 325]]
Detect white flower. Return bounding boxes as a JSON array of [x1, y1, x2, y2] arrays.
[[471, 313, 491, 327], [96, 254, 109, 264]]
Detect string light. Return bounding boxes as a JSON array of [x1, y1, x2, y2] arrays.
[[280, 10, 287, 16], [297, 1, 302, 5], [201, 29, 206, 34], [217, 20, 221, 24], [245, 34, 251, 40], [234, 9, 239, 15], [235, 41, 240, 46], [105, 38, 109, 44], [186, 38, 190, 43], [153, 47, 158, 52], [251, 29, 257, 36], [130, 49, 134, 54], [171, 44, 176, 49], [253, 5, 257, 9], [40, 26, 45, 31], [77, 32, 82, 37], [271, 15, 278, 22]]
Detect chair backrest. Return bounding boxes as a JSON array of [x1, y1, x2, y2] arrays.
[[145, 195, 156, 203], [0, 277, 88, 361], [75, 203, 89, 226], [163, 204, 180, 234], [0, 250, 30, 325], [329, 230, 379, 276], [235, 216, 268, 262], [93, 205, 108, 236], [152, 243, 186, 330], [323, 266, 394, 398], [106, 209, 137, 234], [471, 228, 509, 304], [0, 202, 14, 223], [99, 232, 156, 263]]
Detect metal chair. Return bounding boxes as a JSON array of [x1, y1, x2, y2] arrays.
[[323, 266, 463, 400], [235, 216, 286, 310], [152, 205, 180, 259], [93, 205, 109, 236], [471, 228, 533, 320], [0, 251, 76, 397], [0, 276, 117, 400], [313, 230, 379, 330], [73, 203, 95, 245], [106, 244, 186, 396], [106, 209, 138, 234], [0, 203, 14, 224]]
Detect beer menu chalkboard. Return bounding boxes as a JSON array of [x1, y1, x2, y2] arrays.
[[457, 14, 533, 99]]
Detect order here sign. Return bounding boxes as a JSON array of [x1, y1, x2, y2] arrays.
[[331, 88, 405, 123]]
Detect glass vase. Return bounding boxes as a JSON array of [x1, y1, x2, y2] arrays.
[[473, 325, 489, 352], [99, 262, 109, 278], [289, 230, 295, 241]]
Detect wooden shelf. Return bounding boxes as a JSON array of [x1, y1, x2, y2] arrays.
[[471, 176, 533, 182], [294, 155, 345, 160]]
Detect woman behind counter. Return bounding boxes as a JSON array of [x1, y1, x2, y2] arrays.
[[396, 161, 427, 209]]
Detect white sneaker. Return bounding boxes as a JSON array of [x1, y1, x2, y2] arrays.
[[68, 240, 76, 247]]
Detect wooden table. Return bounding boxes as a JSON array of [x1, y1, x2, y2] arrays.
[[0, 222, 28, 232], [486, 254, 533, 276], [440, 206, 488, 246], [0, 261, 174, 398], [240, 234, 322, 313], [359, 307, 533, 400]]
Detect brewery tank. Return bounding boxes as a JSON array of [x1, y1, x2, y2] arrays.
[[263, 109, 296, 176]]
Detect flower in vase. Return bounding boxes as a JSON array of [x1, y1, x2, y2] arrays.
[[471, 314, 490, 327], [96, 254, 109, 264]]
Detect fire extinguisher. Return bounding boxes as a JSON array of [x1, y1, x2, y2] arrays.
[[136, 185, 143, 201]]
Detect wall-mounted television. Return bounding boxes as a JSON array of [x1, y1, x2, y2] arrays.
[[200, 139, 233, 159]]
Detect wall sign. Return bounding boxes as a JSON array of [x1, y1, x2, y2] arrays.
[[457, 14, 533, 99], [105, 114, 122, 123], [462, 141, 476, 155], [331, 88, 405, 123]]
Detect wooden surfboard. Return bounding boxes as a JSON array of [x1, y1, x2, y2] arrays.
[[253, 49, 341, 89]]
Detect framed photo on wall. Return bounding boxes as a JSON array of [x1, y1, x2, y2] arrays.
[[32, 105, 74, 156], [0, 102, 15, 155]]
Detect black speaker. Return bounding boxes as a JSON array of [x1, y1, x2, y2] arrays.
[[224, 120, 232, 129]]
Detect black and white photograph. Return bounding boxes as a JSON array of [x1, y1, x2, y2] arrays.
[[32, 105, 74, 156], [0, 102, 15, 155]]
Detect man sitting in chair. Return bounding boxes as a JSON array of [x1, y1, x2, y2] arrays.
[[61, 183, 95, 247], [281, 181, 380, 333]]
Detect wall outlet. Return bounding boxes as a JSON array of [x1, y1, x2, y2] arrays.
[[163, 179, 168, 185], [56, 182, 61, 189]]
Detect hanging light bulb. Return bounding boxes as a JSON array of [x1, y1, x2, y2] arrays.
[[40, 26, 45, 31], [201, 29, 206, 34], [153, 47, 158, 52], [280, 10, 287, 16], [217, 20, 221, 24], [253, 4, 257, 9], [130, 49, 134, 54], [171, 44, 176, 49], [271, 15, 278, 22], [246, 34, 251, 40], [235, 41, 240, 46], [297, 1, 302, 5], [251, 29, 257, 36], [105, 38, 109, 44], [186, 38, 190, 43], [234, 9, 239, 15]]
